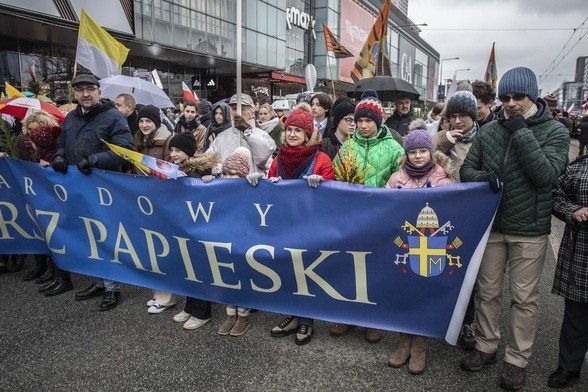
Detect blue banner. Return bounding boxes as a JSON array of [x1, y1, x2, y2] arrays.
[[0, 159, 500, 343]]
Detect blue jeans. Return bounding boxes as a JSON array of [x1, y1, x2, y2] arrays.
[[94, 278, 120, 292]]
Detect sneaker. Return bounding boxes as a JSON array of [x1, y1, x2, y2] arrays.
[[329, 323, 352, 337], [147, 303, 173, 314], [229, 316, 250, 337], [146, 299, 156, 307], [173, 310, 191, 323], [183, 316, 210, 330], [295, 324, 313, 345], [218, 315, 237, 336], [270, 316, 299, 338], [458, 324, 476, 351], [460, 349, 497, 372], [500, 362, 525, 390]]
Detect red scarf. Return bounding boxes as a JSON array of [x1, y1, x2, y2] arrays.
[[277, 144, 321, 179]]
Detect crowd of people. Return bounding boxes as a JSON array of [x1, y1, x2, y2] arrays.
[[1, 66, 588, 390]]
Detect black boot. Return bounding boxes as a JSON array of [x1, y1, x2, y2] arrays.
[[4, 254, 26, 273], [23, 255, 48, 281], [44, 277, 73, 297], [38, 279, 58, 293], [36, 258, 55, 284]]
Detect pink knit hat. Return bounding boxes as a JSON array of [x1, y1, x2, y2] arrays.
[[222, 147, 251, 177]]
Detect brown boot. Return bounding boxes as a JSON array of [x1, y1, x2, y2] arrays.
[[218, 315, 237, 336], [365, 328, 383, 343], [388, 333, 412, 368], [229, 315, 250, 337], [329, 323, 352, 336], [408, 335, 428, 375]]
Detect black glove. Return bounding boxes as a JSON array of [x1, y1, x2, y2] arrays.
[[501, 115, 527, 134], [52, 155, 68, 173], [77, 158, 91, 175], [480, 172, 502, 193], [233, 114, 251, 133]]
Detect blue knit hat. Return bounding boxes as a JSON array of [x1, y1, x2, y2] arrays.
[[354, 89, 383, 129], [498, 66, 539, 102], [446, 91, 478, 121]]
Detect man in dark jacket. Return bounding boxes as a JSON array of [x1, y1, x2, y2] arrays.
[[384, 94, 416, 137], [472, 80, 496, 127], [52, 73, 133, 311], [114, 93, 139, 136], [579, 115, 588, 157], [459, 67, 570, 390], [174, 100, 199, 134]]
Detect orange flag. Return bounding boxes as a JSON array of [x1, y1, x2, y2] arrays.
[[323, 24, 353, 58], [484, 42, 498, 89]]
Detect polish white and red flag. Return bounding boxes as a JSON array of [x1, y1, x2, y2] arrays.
[[181, 81, 198, 103]]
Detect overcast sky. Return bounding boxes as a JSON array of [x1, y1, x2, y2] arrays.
[[407, 0, 587, 95]]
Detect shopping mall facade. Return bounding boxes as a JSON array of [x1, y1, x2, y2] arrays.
[[0, 0, 439, 105]]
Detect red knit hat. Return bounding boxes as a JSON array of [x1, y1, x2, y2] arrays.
[[285, 108, 314, 138], [28, 125, 62, 149]]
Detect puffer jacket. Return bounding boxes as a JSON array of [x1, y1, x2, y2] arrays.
[[334, 126, 403, 188], [56, 102, 133, 170], [134, 125, 172, 174], [460, 98, 570, 236], [386, 151, 454, 189]]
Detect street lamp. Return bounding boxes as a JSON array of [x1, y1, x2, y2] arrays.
[[454, 68, 471, 79], [438, 57, 459, 100]]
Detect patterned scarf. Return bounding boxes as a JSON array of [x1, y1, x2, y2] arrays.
[[457, 122, 479, 143], [277, 144, 320, 179]]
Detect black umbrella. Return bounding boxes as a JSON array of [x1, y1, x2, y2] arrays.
[[346, 76, 420, 102]]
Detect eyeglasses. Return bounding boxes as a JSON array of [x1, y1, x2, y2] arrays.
[[498, 93, 526, 103], [449, 113, 469, 121], [342, 117, 355, 125], [73, 86, 99, 94], [286, 127, 304, 135]]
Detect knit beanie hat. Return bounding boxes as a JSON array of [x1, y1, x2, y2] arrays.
[[137, 105, 161, 128], [28, 125, 62, 149], [403, 119, 433, 152], [296, 91, 313, 104], [222, 147, 251, 177], [285, 107, 314, 138], [445, 91, 478, 121], [354, 89, 383, 129], [169, 132, 196, 157], [543, 94, 558, 109], [498, 66, 539, 102], [332, 100, 356, 128]]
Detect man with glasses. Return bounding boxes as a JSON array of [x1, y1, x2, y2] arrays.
[[433, 90, 479, 182], [52, 73, 133, 311], [459, 67, 570, 390]]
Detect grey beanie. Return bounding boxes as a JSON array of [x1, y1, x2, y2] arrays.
[[498, 66, 538, 102], [445, 91, 478, 121]]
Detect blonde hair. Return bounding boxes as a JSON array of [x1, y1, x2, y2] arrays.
[[259, 103, 276, 117], [22, 110, 59, 135]]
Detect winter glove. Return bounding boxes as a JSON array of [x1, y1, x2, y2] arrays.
[[201, 175, 214, 183], [77, 158, 91, 175], [246, 172, 264, 186], [52, 155, 68, 173], [501, 115, 527, 134], [233, 114, 251, 133], [303, 174, 323, 188], [479, 172, 502, 193]]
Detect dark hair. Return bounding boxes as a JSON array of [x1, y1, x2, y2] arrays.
[[431, 102, 445, 116], [471, 80, 496, 105], [184, 100, 198, 109], [311, 93, 333, 115]]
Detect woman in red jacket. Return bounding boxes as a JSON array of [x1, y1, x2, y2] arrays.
[[267, 103, 334, 185], [265, 103, 334, 345]]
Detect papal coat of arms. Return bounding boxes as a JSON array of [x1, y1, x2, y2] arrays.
[[394, 203, 463, 277]]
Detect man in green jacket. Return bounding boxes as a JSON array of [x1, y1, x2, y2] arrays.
[[459, 67, 570, 390]]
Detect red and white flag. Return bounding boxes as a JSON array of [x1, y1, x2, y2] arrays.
[[182, 81, 198, 103]]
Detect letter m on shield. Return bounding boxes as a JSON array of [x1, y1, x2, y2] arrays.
[[407, 236, 447, 277]]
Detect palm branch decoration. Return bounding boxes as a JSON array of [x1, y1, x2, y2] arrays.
[[334, 135, 370, 184]]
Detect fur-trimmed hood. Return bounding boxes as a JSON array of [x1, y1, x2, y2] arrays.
[[398, 150, 454, 178], [181, 152, 220, 175]]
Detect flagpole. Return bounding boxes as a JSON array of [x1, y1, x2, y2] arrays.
[[326, 55, 336, 98], [236, 0, 242, 115]]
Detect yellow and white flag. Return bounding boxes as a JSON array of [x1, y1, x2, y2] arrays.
[[75, 9, 129, 79], [5, 82, 25, 98]]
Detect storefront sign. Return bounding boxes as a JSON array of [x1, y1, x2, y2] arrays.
[[286, 6, 316, 39]]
